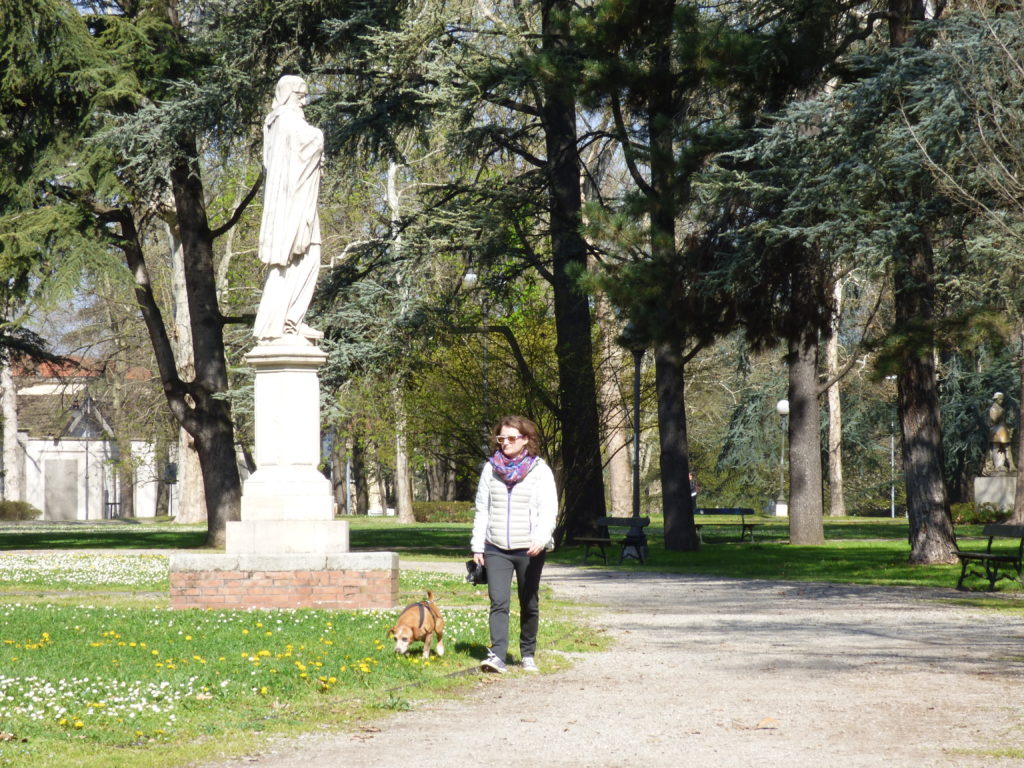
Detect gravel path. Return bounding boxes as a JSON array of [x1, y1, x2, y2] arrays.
[[199, 561, 1024, 768]]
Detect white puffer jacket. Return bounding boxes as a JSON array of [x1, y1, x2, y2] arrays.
[[471, 457, 558, 553]]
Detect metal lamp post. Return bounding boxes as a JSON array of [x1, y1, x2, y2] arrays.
[[776, 398, 790, 517], [620, 322, 648, 562], [885, 375, 897, 518]]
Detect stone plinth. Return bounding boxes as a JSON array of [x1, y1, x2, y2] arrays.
[[225, 341, 347, 555], [169, 553, 398, 611], [975, 474, 1016, 512], [170, 340, 398, 611], [235, 342, 334, 527]]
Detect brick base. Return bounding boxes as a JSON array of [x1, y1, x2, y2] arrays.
[[168, 553, 398, 611]]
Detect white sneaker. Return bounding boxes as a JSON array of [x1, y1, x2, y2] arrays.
[[521, 656, 539, 672], [480, 653, 506, 673]]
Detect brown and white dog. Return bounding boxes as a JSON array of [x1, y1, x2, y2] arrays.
[[387, 591, 445, 659]]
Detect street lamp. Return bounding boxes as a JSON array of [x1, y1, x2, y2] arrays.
[[776, 398, 790, 517], [885, 375, 897, 518], [619, 321, 648, 562]]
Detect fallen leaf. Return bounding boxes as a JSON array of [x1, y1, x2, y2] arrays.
[[756, 717, 780, 730]]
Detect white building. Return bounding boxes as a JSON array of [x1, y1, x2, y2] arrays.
[[10, 366, 171, 521]]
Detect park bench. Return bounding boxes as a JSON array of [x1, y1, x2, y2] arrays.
[[576, 516, 651, 565], [954, 523, 1024, 590], [694, 507, 760, 543]]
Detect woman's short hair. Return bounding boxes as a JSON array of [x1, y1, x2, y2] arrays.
[[492, 415, 540, 457]]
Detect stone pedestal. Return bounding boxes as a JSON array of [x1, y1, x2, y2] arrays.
[[974, 474, 1016, 512], [169, 340, 398, 611], [227, 342, 343, 555]]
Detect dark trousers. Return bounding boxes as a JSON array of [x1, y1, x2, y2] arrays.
[[483, 542, 546, 660]]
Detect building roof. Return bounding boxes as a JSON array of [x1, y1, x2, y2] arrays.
[[12, 356, 159, 441]]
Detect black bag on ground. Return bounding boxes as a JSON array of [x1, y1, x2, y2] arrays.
[[465, 559, 487, 585]]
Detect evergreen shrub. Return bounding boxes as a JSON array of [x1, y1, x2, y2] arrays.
[[412, 501, 474, 523], [0, 500, 42, 521], [950, 502, 1006, 525]]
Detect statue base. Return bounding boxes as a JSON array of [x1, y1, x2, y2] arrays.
[[974, 474, 1016, 512], [170, 339, 399, 610]]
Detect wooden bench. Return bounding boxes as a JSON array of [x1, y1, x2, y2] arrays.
[[576, 516, 651, 564], [694, 508, 760, 543], [954, 524, 1024, 590]]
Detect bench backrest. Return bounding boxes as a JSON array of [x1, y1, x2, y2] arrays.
[[981, 524, 1024, 539], [696, 508, 755, 517], [595, 516, 650, 528]]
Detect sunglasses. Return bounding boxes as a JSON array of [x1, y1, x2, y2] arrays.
[[496, 434, 527, 444]]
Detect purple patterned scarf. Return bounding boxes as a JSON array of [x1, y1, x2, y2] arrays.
[[489, 450, 538, 489]]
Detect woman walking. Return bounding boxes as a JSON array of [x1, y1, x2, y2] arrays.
[[471, 415, 558, 673]]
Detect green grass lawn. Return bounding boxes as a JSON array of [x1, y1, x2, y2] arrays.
[[0, 521, 208, 551], [0, 515, 1013, 592], [0, 565, 597, 768]]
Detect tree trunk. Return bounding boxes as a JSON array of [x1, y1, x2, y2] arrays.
[[352, 435, 369, 515], [788, 331, 825, 544], [826, 280, 846, 517], [1, 362, 22, 501], [647, 0, 696, 550], [387, 162, 416, 524], [330, 432, 348, 514], [154, 438, 170, 517], [394, 390, 415, 523], [595, 291, 633, 517], [887, 0, 956, 563], [423, 457, 456, 502], [165, 224, 207, 525], [1012, 325, 1024, 524], [169, 153, 242, 548], [655, 341, 698, 550], [894, 235, 956, 563], [542, 0, 607, 541]]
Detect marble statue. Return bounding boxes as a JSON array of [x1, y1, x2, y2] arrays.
[[987, 391, 1015, 474], [253, 75, 324, 342]]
